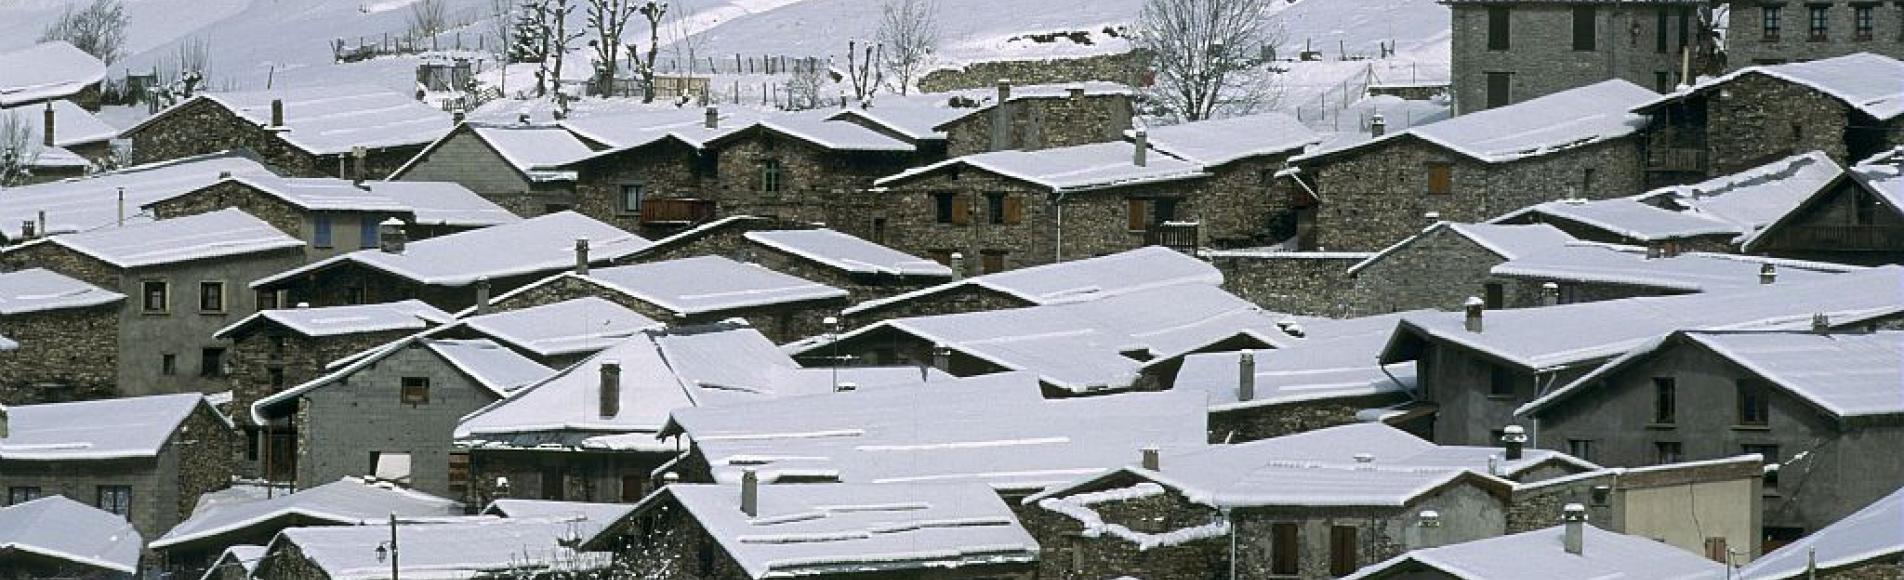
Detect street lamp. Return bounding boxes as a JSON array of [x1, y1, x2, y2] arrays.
[[374, 513, 399, 579]]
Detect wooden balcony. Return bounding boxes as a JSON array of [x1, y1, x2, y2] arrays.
[[1781, 225, 1904, 251], [1145, 221, 1200, 254], [1647, 147, 1708, 172], [639, 198, 717, 225]]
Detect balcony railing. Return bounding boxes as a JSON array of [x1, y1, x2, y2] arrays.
[[639, 198, 717, 225], [1647, 147, 1708, 172], [1145, 221, 1200, 254], [1780, 225, 1904, 251]]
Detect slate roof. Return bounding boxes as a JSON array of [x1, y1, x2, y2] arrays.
[[743, 229, 953, 278], [253, 336, 552, 422], [1348, 222, 1576, 275], [1489, 244, 1848, 293], [457, 297, 662, 358], [1173, 313, 1427, 411], [825, 100, 967, 141], [0, 268, 124, 315], [1651, 151, 1846, 243], [0, 393, 221, 461], [552, 256, 849, 317], [1639, 52, 1904, 121], [214, 300, 450, 339], [12, 208, 303, 269], [0, 42, 105, 107], [264, 517, 608, 579], [845, 246, 1222, 316], [1490, 197, 1742, 242], [251, 211, 649, 289], [1342, 524, 1726, 580], [1734, 485, 1904, 579], [151, 478, 463, 551], [0, 496, 141, 574], [1296, 80, 1655, 165], [125, 85, 453, 155], [1136, 112, 1321, 166], [175, 175, 519, 228], [877, 140, 1207, 191], [3, 99, 117, 147], [0, 152, 275, 241]]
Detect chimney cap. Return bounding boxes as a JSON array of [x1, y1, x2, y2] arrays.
[[380, 217, 405, 227], [1464, 296, 1485, 308], [1562, 503, 1588, 519], [1542, 281, 1559, 289], [602, 358, 621, 367]]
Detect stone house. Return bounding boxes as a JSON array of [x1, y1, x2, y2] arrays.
[[1, 100, 119, 184], [1740, 150, 1904, 265], [1499, 455, 1764, 559], [1444, 0, 1705, 113], [210, 300, 451, 480], [588, 483, 1040, 579], [1341, 520, 1728, 579], [250, 517, 606, 579], [1633, 53, 1904, 184], [1377, 265, 1904, 446], [1730, 484, 1904, 579], [1517, 329, 1904, 545], [146, 174, 519, 261], [0, 209, 306, 396], [483, 255, 850, 343], [448, 297, 660, 369], [1714, 0, 1904, 67], [250, 336, 551, 499], [1486, 243, 1851, 307], [837, 245, 1222, 327], [0, 42, 105, 111], [198, 546, 264, 580], [1343, 222, 1575, 316], [0, 393, 237, 544], [248, 211, 650, 312], [824, 97, 963, 160], [0, 496, 142, 578], [148, 479, 461, 579], [1172, 336, 1419, 443], [120, 85, 451, 178], [0, 268, 124, 404], [1286, 80, 1656, 252], [0, 152, 275, 246], [935, 81, 1135, 157], [387, 122, 598, 218]]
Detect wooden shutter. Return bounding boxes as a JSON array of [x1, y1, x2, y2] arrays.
[[1428, 164, 1453, 195], [1272, 523, 1300, 575], [950, 193, 972, 226], [1002, 195, 1024, 224], [1330, 526, 1359, 576], [1127, 199, 1148, 231], [1704, 537, 1728, 562]]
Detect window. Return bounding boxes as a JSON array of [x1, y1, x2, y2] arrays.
[[871, 217, 887, 244], [1127, 198, 1149, 232], [268, 367, 286, 390], [1271, 522, 1300, 575], [1654, 377, 1677, 424], [8, 487, 39, 505], [1153, 198, 1179, 225], [449, 451, 470, 496], [1329, 525, 1359, 576], [621, 183, 645, 215], [760, 159, 782, 193], [96, 486, 131, 517], [370, 452, 413, 485], [246, 430, 260, 461], [1485, 73, 1511, 109], [985, 192, 1007, 224], [1568, 439, 1595, 462], [161, 354, 178, 376], [1657, 8, 1671, 52], [1743, 444, 1781, 488], [313, 213, 333, 248], [1679, 8, 1692, 47], [621, 475, 647, 503], [200, 348, 225, 378], [1855, 5, 1874, 38], [541, 469, 565, 501], [933, 192, 956, 224], [359, 217, 379, 249], [1656, 71, 1673, 93], [1573, 6, 1598, 51], [271, 336, 286, 355], [981, 250, 1006, 274], [1488, 365, 1516, 398], [1656, 441, 1684, 464], [401, 377, 430, 405], [142, 280, 169, 313], [257, 290, 280, 310], [1809, 5, 1829, 40], [1487, 6, 1510, 50], [1764, 6, 1783, 39], [345, 286, 366, 305], [1427, 162, 1454, 194], [1705, 537, 1730, 563], [1738, 379, 1770, 426], [1857, 188, 1880, 225], [1483, 283, 1504, 309], [199, 281, 226, 313]]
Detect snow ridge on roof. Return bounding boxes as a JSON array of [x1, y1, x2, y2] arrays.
[[181, 176, 518, 227], [1343, 524, 1726, 580], [152, 478, 462, 550], [1644, 53, 1904, 121], [1489, 243, 1841, 293], [213, 299, 450, 339], [0, 394, 213, 461], [0, 496, 141, 574], [845, 246, 1222, 316], [23, 208, 304, 269], [1736, 485, 1904, 579], [0, 152, 275, 240], [1650, 151, 1845, 243], [1348, 222, 1574, 276], [1490, 197, 1742, 242], [252, 211, 649, 289], [0, 268, 123, 315], [744, 229, 953, 278], [425, 338, 558, 394], [0, 42, 105, 108], [472, 125, 596, 173], [878, 140, 1208, 191]]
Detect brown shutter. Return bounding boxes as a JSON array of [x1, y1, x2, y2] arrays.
[[1003, 195, 1024, 224], [950, 193, 972, 226], [1272, 523, 1300, 575], [1330, 526, 1359, 576], [1428, 164, 1453, 195], [1127, 198, 1148, 231]]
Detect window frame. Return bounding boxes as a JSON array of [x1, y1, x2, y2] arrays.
[[1427, 162, 1455, 195], [620, 182, 646, 216], [1656, 7, 1671, 53], [759, 158, 783, 193], [1488, 364, 1517, 398], [1567, 439, 1594, 462], [1573, 5, 1598, 51], [1486, 6, 1511, 51], [1330, 525, 1360, 576], [1653, 377, 1677, 424], [984, 192, 1008, 225], [401, 376, 431, 405], [7, 486, 40, 506], [359, 217, 379, 250], [313, 213, 334, 249], [96, 485, 131, 517], [1763, 6, 1783, 39], [142, 280, 170, 314], [1270, 522, 1300, 575], [1808, 4, 1830, 40], [933, 192, 956, 224], [1854, 4, 1875, 39], [161, 353, 178, 376], [1743, 444, 1781, 488], [1655, 441, 1684, 464], [1484, 72, 1511, 109], [980, 250, 1007, 274], [198, 280, 227, 313], [1738, 379, 1771, 426], [200, 347, 226, 378]]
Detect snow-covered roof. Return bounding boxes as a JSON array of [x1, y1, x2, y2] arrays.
[[1296, 80, 1655, 165], [1138, 113, 1321, 166], [1175, 313, 1426, 411], [474, 124, 595, 176], [126, 85, 453, 155], [751, 114, 917, 152], [1646, 152, 1845, 241], [480, 499, 634, 539], [362, 180, 522, 227], [1490, 197, 1742, 242], [566, 256, 849, 317], [0, 496, 141, 574], [14, 208, 303, 269], [188, 175, 406, 213], [1490, 243, 1846, 293], [1523, 330, 1904, 419], [743, 229, 953, 278], [1640, 52, 1904, 121], [826, 101, 968, 141], [200, 545, 266, 580], [458, 297, 662, 358], [0, 152, 275, 241], [213, 299, 451, 339], [253, 335, 552, 422], [559, 107, 763, 152], [929, 81, 1134, 129], [0, 42, 105, 108], [1384, 266, 1904, 372], [1348, 222, 1575, 275], [877, 140, 1208, 192], [251, 211, 649, 289], [1342, 524, 1726, 580], [0, 268, 123, 315], [667, 372, 1209, 492], [1735, 484, 1904, 579], [641, 483, 1038, 578], [264, 517, 607, 579], [0, 99, 118, 147], [0, 335, 16, 351], [0, 393, 217, 461], [151, 478, 462, 551], [845, 246, 1222, 316]]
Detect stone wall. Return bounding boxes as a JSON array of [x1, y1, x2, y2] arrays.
[[296, 342, 502, 498], [1209, 252, 1363, 317], [0, 403, 233, 543], [227, 327, 416, 428], [1341, 226, 1506, 317], [1449, 3, 1699, 114], [0, 304, 119, 404], [174, 404, 240, 533], [1018, 476, 1231, 580], [573, 140, 708, 234], [1753, 178, 1904, 265], [1208, 393, 1413, 444], [710, 129, 916, 240], [1820, 559, 1904, 579], [125, 98, 424, 179], [465, 448, 675, 506], [1719, 0, 1904, 67], [391, 126, 576, 216], [1706, 73, 1857, 175], [1230, 483, 1506, 579], [252, 540, 328, 580], [918, 51, 1149, 93], [940, 93, 1134, 158], [1505, 473, 1618, 533], [609, 499, 755, 580]]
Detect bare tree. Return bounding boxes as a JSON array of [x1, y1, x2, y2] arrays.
[[546, 0, 586, 98], [784, 60, 827, 110], [875, 0, 937, 95], [407, 0, 449, 38], [632, 2, 668, 103], [0, 111, 43, 187], [175, 36, 210, 81], [1134, 0, 1284, 121], [585, 0, 638, 96], [40, 0, 128, 65], [665, 0, 708, 73], [844, 39, 883, 101]]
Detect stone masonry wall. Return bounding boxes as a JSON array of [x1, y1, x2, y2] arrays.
[[1720, 0, 1904, 67], [1342, 227, 1507, 317], [918, 51, 1149, 93], [227, 327, 417, 427], [1706, 73, 1855, 175], [1449, 3, 1698, 114], [1208, 393, 1414, 444], [1019, 480, 1230, 580], [1210, 253, 1362, 317], [941, 93, 1134, 158], [573, 141, 707, 234], [841, 284, 1034, 328], [0, 305, 119, 404], [297, 342, 501, 497], [126, 98, 423, 178]]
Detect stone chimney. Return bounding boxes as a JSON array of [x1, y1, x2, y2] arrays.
[[474, 276, 492, 315], [270, 99, 285, 127], [41, 102, 54, 148], [1464, 296, 1485, 333], [1133, 128, 1148, 167], [704, 106, 719, 129], [741, 469, 759, 516], [351, 146, 367, 184], [1369, 113, 1386, 138], [995, 78, 1012, 103], [378, 218, 407, 253], [517, 113, 531, 126], [599, 359, 621, 418], [1811, 312, 1831, 333], [36, 211, 45, 240], [1423, 211, 1440, 227], [1562, 503, 1588, 555], [1760, 263, 1777, 285], [574, 238, 590, 275], [1502, 425, 1527, 460], [116, 187, 125, 227], [1237, 351, 1256, 402], [931, 344, 952, 371], [990, 79, 1012, 151], [451, 108, 465, 125], [949, 252, 964, 280], [0, 405, 9, 438], [1140, 445, 1160, 471], [1541, 282, 1560, 307]]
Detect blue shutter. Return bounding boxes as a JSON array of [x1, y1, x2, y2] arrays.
[[314, 214, 333, 248]]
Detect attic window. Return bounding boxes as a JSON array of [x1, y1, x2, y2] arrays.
[[401, 377, 431, 405], [1737, 380, 1770, 426]]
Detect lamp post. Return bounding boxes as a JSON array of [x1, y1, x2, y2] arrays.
[[375, 513, 399, 580]]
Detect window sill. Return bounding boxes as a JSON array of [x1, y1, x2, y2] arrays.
[[1486, 394, 1517, 401], [1732, 424, 1772, 431], [1645, 423, 1677, 430], [199, 310, 228, 316], [1761, 36, 1782, 42], [1806, 36, 1830, 42], [142, 311, 171, 316]]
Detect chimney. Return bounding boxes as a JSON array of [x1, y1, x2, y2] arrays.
[[1133, 128, 1148, 167], [1502, 425, 1527, 460], [42, 102, 54, 148], [1541, 282, 1560, 306], [1369, 113, 1386, 138], [0, 405, 9, 438], [378, 218, 407, 253], [1562, 503, 1588, 555], [474, 276, 492, 315], [1759, 263, 1777, 285], [740, 469, 759, 516], [995, 78, 1012, 103], [1423, 211, 1440, 227], [1353, 453, 1375, 464], [704, 106, 719, 129], [1066, 85, 1085, 100], [931, 344, 952, 371], [574, 238, 590, 275], [991, 79, 1012, 151], [1140, 445, 1160, 471], [36, 211, 45, 239], [1811, 312, 1831, 333], [599, 359, 621, 418], [18, 221, 32, 240], [116, 187, 125, 227], [1645, 243, 1663, 260], [351, 146, 367, 184], [949, 252, 965, 279], [270, 99, 284, 127], [1237, 351, 1256, 402], [517, 113, 531, 126], [834, 381, 858, 393], [1464, 296, 1485, 333]]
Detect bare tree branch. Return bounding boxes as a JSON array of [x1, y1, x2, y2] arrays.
[[40, 0, 127, 65], [875, 0, 938, 95], [1134, 0, 1283, 121]]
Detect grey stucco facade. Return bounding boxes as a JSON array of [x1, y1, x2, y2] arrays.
[[390, 126, 579, 217], [293, 342, 505, 498]]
